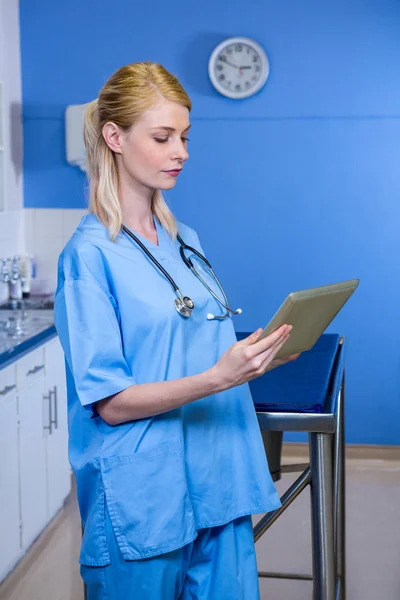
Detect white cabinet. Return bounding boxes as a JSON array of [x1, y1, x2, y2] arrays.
[[18, 371, 48, 550], [0, 334, 71, 583], [44, 337, 71, 519], [17, 340, 71, 550], [0, 365, 20, 582]]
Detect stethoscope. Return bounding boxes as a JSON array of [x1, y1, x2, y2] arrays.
[[121, 225, 242, 320]]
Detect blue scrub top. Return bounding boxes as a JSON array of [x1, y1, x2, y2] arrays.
[[54, 213, 281, 566]]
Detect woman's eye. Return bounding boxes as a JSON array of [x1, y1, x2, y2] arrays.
[[154, 137, 190, 143]]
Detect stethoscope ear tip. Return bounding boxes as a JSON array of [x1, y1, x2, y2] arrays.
[[236, 308, 243, 315], [206, 313, 214, 320]]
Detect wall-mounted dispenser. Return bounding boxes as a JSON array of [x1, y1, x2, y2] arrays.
[[65, 103, 89, 172]]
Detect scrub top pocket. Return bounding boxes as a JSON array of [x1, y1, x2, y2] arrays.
[[100, 438, 197, 560]]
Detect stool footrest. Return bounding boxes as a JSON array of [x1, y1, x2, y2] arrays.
[[258, 571, 313, 581], [281, 462, 310, 473], [253, 467, 311, 542]]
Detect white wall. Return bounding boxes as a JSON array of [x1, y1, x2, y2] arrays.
[[0, 0, 23, 303], [24, 209, 87, 294]]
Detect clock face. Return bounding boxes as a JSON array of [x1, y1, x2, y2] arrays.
[[208, 37, 270, 99]]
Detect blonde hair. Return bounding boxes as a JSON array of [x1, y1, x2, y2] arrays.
[[83, 61, 192, 241]]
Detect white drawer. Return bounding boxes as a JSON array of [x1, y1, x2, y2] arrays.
[[0, 363, 17, 400], [17, 346, 45, 392]]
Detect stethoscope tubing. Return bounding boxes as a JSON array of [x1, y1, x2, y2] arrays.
[[122, 225, 180, 292], [121, 224, 237, 318]]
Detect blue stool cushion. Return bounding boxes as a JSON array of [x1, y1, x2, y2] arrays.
[[235, 333, 341, 413]]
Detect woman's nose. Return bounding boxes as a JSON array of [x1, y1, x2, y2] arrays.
[[172, 140, 189, 162]]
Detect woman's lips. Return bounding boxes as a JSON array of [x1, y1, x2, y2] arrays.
[[163, 169, 182, 177]]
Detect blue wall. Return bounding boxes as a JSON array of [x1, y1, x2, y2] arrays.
[[20, 0, 400, 444]]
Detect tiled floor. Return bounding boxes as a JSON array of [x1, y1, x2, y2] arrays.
[[1, 445, 399, 600], [255, 448, 400, 599]]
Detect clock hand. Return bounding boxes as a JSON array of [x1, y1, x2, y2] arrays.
[[239, 66, 252, 69], [221, 59, 240, 69]]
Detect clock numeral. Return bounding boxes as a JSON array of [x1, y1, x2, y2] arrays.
[[219, 74, 225, 81], [226, 47, 233, 54], [235, 44, 243, 52], [219, 55, 227, 62], [253, 55, 259, 62], [235, 84, 241, 91], [255, 65, 260, 72], [252, 75, 257, 81], [216, 64, 223, 71], [227, 81, 232, 86], [245, 81, 250, 87]]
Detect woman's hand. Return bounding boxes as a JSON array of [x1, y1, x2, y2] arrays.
[[97, 325, 301, 425], [265, 352, 300, 372], [212, 325, 300, 391]]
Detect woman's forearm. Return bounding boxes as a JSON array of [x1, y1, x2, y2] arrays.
[[97, 367, 226, 425]]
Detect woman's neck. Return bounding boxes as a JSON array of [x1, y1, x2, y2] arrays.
[[119, 181, 155, 236]]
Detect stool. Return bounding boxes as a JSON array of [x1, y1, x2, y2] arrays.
[[238, 332, 346, 600]]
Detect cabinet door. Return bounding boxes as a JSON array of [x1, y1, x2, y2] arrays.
[[44, 337, 71, 519], [18, 374, 48, 550], [0, 385, 21, 581]]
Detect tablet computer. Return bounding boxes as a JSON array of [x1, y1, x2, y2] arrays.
[[259, 278, 359, 359]]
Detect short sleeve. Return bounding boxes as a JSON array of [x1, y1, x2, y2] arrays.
[[54, 252, 136, 414]]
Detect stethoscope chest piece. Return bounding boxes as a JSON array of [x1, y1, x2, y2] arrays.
[[174, 296, 195, 318]]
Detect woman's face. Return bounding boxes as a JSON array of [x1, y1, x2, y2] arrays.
[[105, 99, 190, 192]]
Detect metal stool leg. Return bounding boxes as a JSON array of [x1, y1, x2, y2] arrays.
[[335, 376, 346, 599], [310, 432, 335, 600]]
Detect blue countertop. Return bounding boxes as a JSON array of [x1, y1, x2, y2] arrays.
[[0, 309, 57, 371]]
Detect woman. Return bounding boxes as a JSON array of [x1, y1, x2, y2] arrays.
[[54, 61, 297, 600]]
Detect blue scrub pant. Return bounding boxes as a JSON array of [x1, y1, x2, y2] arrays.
[[81, 508, 260, 600]]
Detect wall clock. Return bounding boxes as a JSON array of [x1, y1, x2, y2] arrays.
[[208, 37, 270, 99]]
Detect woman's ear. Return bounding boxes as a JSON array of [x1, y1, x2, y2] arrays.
[[102, 122, 123, 154]]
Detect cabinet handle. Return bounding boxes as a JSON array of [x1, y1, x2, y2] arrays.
[[26, 364, 45, 377], [43, 389, 53, 435], [50, 385, 58, 429], [0, 384, 16, 396]]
